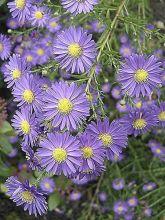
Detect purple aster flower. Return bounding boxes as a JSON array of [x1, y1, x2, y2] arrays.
[[3, 54, 30, 88], [18, 161, 30, 171], [53, 26, 97, 73], [33, 43, 50, 65], [5, 176, 47, 216], [102, 82, 111, 94], [116, 101, 128, 113], [119, 34, 129, 44], [120, 44, 133, 58], [118, 54, 162, 97], [37, 132, 81, 177], [43, 81, 89, 131], [72, 175, 89, 185], [29, 6, 50, 28], [144, 207, 152, 217], [98, 192, 107, 202], [39, 178, 55, 194], [12, 107, 38, 146], [124, 212, 135, 220], [69, 191, 82, 201], [78, 133, 105, 171], [47, 17, 62, 33], [127, 197, 138, 207], [113, 201, 128, 215], [88, 20, 105, 33], [143, 182, 156, 192], [7, 0, 32, 24], [0, 34, 12, 60], [22, 50, 36, 66], [111, 86, 122, 100], [150, 143, 165, 160], [146, 24, 155, 30], [12, 74, 44, 113], [61, 0, 99, 15], [8, 135, 18, 144], [112, 178, 125, 191], [14, 45, 24, 55], [8, 148, 18, 158], [86, 118, 128, 159], [121, 107, 158, 136], [6, 17, 20, 29], [153, 102, 165, 127], [108, 151, 126, 162]]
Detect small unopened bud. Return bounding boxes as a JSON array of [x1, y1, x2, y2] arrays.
[[120, 99, 126, 106], [42, 70, 48, 75], [8, 29, 12, 33], [156, 21, 164, 29]]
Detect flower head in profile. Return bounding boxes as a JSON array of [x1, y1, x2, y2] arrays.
[[37, 132, 81, 177], [86, 118, 128, 159], [44, 81, 89, 131], [54, 26, 97, 73], [7, 0, 32, 24], [5, 176, 47, 217], [118, 54, 162, 97], [12, 74, 44, 113], [154, 102, 165, 127], [121, 107, 158, 136], [0, 34, 12, 60], [3, 54, 30, 88], [29, 6, 50, 28], [61, 0, 99, 15], [78, 133, 105, 171], [39, 178, 55, 194], [12, 107, 38, 146]]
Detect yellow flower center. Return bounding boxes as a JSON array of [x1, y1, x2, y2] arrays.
[[58, 98, 73, 114], [68, 43, 82, 58], [23, 89, 34, 103], [34, 11, 44, 20], [156, 148, 161, 154], [26, 55, 33, 62], [133, 118, 147, 129], [12, 69, 22, 79], [134, 69, 149, 83], [99, 133, 113, 146], [44, 183, 50, 189], [52, 148, 67, 163], [129, 199, 135, 205], [37, 48, 44, 56], [135, 101, 142, 109], [82, 147, 93, 159], [21, 120, 31, 134], [21, 191, 34, 203], [158, 111, 165, 121], [118, 206, 124, 212], [0, 43, 4, 52], [15, 0, 26, 9], [50, 21, 57, 27], [124, 48, 130, 53]]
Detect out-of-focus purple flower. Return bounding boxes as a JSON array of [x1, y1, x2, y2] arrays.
[[153, 102, 165, 127], [0, 34, 12, 60], [111, 86, 122, 100], [5, 176, 47, 216], [88, 20, 106, 33], [33, 43, 50, 65], [108, 151, 126, 162], [53, 26, 97, 73], [98, 192, 107, 202], [120, 44, 133, 58], [127, 196, 138, 207], [143, 182, 156, 192], [119, 34, 129, 44], [146, 24, 155, 30], [39, 178, 55, 194], [116, 101, 128, 113], [6, 17, 20, 29], [47, 17, 62, 33], [18, 161, 30, 171], [112, 178, 125, 191], [8, 148, 18, 158], [69, 191, 82, 201], [124, 212, 135, 220], [8, 135, 18, 144], [113, 200, 128, 215], [143, 207, 152, 217], [102, 82, 111, 94]]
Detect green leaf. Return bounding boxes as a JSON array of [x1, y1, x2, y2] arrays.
[[48, 193, 61, 211], [0, 135, 13, 154], [0, 0, 6, 6], [0, 121, 15, 136], [0, 166, 14, 177]]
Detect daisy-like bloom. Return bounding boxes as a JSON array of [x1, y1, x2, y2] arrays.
[[44, 81, 89, 131], [112, 178, 125, 191], [154, 102, 165, 127], [12, 107, 38, 146], [111, 86, 122, 100], [3, 54, 30, 88], [127, 197, 138, 207], [39, 178, 55, 194], [113, 201, 128, 215], [37, 132, 81, 177], [119, 44, 133, 58], [149, 143, 165, 160], [6, 17, 19, 29], [0, 34, 11, 60], [61, 0, 99, 15], [118, 54, 162, 97], [53, 26, 97, 73], [33, 44, 50, 65], [12, 74, 44, 113], [69, 192, 82, 201], [142, 182, 156, 192], [7, 0, 32, 24], [86, 118, 128, 159], [102, 82, 111, 94], [78, 133, 105, 171], [29, 6, 50, 28], [88, 20, 105, 33], [5, 176, 47, 216], [108, 151, 126, 162], [116, 101, 128, 113], [47, 17, 62, 33], [144, 207, 152, 217], [22, 50, 36, 66], [121, 107, 158, 136]]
